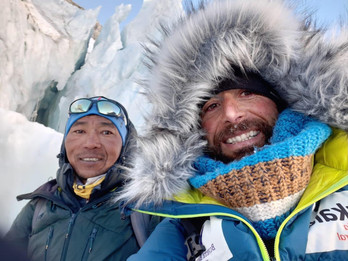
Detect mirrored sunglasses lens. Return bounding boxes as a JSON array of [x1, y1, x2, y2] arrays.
[[97, 101, 121, 116], [70, 99, 92, 113]]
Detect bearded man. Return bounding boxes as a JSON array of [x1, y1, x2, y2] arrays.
[[117, 0, 348, 260]]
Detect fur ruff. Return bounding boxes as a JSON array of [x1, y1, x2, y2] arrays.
[[116, 0, 348, 207]]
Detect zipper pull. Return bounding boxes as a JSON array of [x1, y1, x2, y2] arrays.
[[89, 228, 98, 253], [65, 213, 77, 238], [45, 226, 54, 250]]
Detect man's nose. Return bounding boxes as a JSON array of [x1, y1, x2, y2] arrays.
[[84, 132, 101, 148], [222, 98, 245, 124]]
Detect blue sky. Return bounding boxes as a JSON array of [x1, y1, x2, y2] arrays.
[[73, 0, 347, 27], [74, 0, 143, 26]]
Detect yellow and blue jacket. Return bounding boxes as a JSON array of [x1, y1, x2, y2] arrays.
[[128, 128, 348, 261]]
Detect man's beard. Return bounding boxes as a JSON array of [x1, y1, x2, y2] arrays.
[[205, 119, 274, 163]]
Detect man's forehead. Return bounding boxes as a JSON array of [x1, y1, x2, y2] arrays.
[[215, 88, 241, 96], [204, 88, 275, 102], [72, 115, 115, 127], [202, 88, 243, 105]]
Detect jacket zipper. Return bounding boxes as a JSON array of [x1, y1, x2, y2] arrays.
[[58, 195, 110, 261], [44, 226, 54, 261], [60, 213, 77, 261], [81, 227, 99, 261], [274, 180, 348, 260], [228, 215, 270, 261], [88, 227, 98, 253], [133, 209, 271, 261]]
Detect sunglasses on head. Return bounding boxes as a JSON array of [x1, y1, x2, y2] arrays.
[[69, 96, 128, 125]]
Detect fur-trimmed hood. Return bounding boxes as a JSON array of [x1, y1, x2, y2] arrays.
[[117, 0, 348, 207]]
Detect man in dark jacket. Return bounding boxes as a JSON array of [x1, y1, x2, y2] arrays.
[[5, 96, 159, 261]]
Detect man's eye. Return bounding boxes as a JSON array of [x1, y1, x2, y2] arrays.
[[205, 103, 219, 112], [73, 130, 84, 134], [241, 90, 253, 96], [102, 130, 113, 135]]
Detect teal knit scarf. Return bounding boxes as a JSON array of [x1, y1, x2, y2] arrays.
[[190, 109, 331, 239]]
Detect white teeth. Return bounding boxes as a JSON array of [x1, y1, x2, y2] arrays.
[[82, 158, 99, 162], [226, 131, 259, 144]]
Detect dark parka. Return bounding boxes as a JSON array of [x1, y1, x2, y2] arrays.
[[5, 121, 155, 261]]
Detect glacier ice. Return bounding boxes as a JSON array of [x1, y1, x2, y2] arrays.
[[0, 0, 182, 233]]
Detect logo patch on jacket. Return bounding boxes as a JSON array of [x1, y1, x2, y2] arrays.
[[197, 216, 233, 261], [306, 190, 348, 253]]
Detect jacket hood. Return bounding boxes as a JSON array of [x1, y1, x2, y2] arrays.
[[117, 0, 348, 207], [57, 119, 137, 201]]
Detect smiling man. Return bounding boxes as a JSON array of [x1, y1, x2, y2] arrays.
[[201, 73, 281, 163], [118, 0, 348, 260], [65, 115, 123, 182], [5, 96, 160, 261]]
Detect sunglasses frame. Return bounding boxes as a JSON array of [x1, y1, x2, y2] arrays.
[[69, 96, 128, 125]]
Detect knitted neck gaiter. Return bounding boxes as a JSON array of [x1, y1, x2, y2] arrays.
[[190, 109, 331, 239]]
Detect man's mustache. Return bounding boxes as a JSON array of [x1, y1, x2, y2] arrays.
[[215, 120, 256, 144]]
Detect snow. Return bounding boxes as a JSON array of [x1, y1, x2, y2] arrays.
[[0, 0, 182, 234], [0, 108, 62, 234]]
